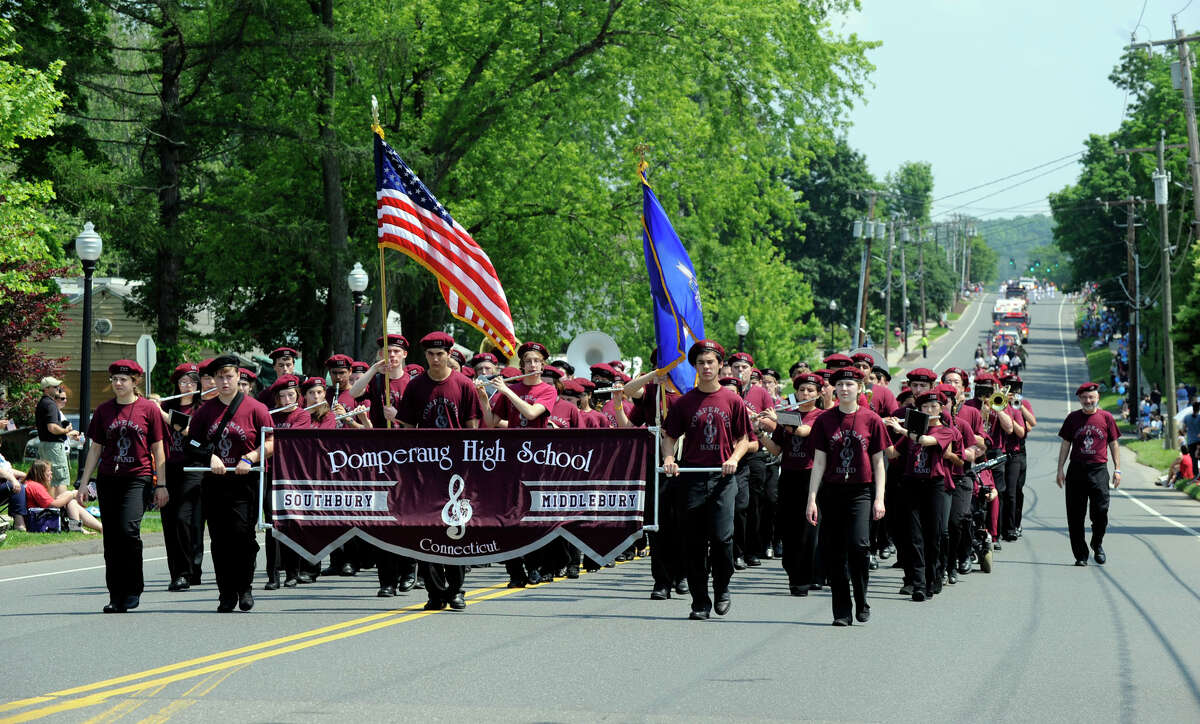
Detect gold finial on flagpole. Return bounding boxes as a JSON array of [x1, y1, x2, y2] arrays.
[[635, 143, 650, 179], [371, 95, 384, 139]]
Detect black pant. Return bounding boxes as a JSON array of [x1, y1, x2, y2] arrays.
[[732, 461, 752, 559], [682, 470, 736, 614], [904, 477, 942, 594], [377, 549, 416, 587], [1065, 462, 1110, 562], [1001, 450, 1024, 536], [948, 476, 974, 564], [762, 460, 781, 552], [743, 452, 770, 558], [779, 468, 818, 587], [886, 474, 909, 579], [1009, 451, 1028, 530], [650, 475, 686, 589], [97, 475, 151, 603], [420, 562, 465, 602], [818, 483, 872, 621], [201, 473, 260, 598], [162, 463, 203, 582]]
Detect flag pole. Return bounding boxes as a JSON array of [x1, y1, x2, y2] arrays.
[[372, 95, 392, 429]]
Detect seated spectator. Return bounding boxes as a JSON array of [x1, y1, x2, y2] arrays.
[[1120, 399, 1130, 422], [20, 460, 101, 534], [0, 452, 27, 531], [1164, 445, 1194, 487], [1149, 414, 1163, 439]]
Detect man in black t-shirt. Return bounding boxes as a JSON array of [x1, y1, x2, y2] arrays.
[[35, 375, 74, 495]]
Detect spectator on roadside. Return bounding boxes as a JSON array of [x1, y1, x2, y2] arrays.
[[20, 459, 101, 534], [0, 451, 27, 531], [1177, 383, 1190, 409], [1164, 445, 1194, 487], [1183, 401, 1200, 460], [34, 376, 78, 497]]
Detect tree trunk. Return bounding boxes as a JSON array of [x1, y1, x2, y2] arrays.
[[317, 0, 352, 356], [155, 21, 184, 353]]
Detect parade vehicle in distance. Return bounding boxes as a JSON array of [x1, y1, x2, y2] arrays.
[[992, 296, 1029, 326]]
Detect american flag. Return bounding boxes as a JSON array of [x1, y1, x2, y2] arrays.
[[374, 133, 517, 358]]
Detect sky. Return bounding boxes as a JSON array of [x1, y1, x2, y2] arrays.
[[837, 0, 1200, 223]]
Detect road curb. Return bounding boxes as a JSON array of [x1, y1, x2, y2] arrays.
[[0, 532, 165, 566], [1173, 478, 1200, 501]]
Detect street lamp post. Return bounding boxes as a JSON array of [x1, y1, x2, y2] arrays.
[[75, 222, 102, 450], [347, 262, 369, 361], [828, 299, 838, 353], [902, 297, 911, 357], [735, 315, 749, 352]]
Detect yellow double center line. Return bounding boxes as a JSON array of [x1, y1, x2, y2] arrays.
[[0, 580, 535, 723]]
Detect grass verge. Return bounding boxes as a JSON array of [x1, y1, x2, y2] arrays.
[[3, 512, 161, 550], [1124, 440, 1178, 473]]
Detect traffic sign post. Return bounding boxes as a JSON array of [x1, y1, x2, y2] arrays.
[[136, 334, 156, 396]]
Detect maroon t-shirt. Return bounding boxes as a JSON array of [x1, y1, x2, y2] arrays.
[[628, 383, 679, 426], [1058, 409, 1120, 464], [663, 388, 750, 467], [772, 407, 822, 471], [1003, 399, 1034, 453], [548, 399, 583, 429], [811, 405, 888, 484], [867, 384, 898, 418], [190, 395, 273, 466], [309, 410, 339, 429], [583, 409, 612, 429], [899, 423, 956, 481], [962, 398, 1005, 450], [162, 400, 198, 465], [398, 371, 482, 429], [493, 381, 556, 428], [948, 413, 976, 477], [367, 373, 409, 429], [88, 397, 167, 477], [601, 399, 635, 428], [271, 407, 311, 430], [743, 386, 775, 415]]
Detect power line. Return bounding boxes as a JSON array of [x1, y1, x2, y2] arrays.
[[931, 151, 1084, 203], [933, 158, 1083, 218]]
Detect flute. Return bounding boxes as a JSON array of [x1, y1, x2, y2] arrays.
[[592, 385, 625, 394], [269, 400, 325, 415], [158, 388, 216, 403], [475, 372, 530, 386], [334, 405, 367, 422]]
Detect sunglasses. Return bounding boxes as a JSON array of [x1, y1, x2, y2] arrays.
[[55, 395, 67, 401]]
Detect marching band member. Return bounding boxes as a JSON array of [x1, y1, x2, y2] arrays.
[[662, 340, 751, 620], [301, 377, 339, 429], [187, 355, 273, 613], [1000, 373, 1035, 540], [761, 371, 824, 595], [544, 366, 582, 429], [397, 332, 482, 609], [348, 361, 372, 428], [805, 366, 888, 626], [995, 373, 1026, 542], [963, 372, 1013, 549], [448, 348, 466, 372], [890, 368, 938, 591], [75, 360, 169, 613], [198, 360, 219, 402], [159, 363, 205, 591], [264, 375, 309, 590], [866, 363, 898, 417], [470, 352, 499, 378], [935, 380, 978, 585], [730, 353, 774, 568], [576, 379, 612, 429], [548, 359, 575, 379], [258, 347, 299, 405], [1056, 382, 1120, 566], [238, 368, 257, 397]]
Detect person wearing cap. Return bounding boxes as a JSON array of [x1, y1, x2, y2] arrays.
[[544, 366, 582, 430], [159, 363, 207, 590], [257, 347, 300, 405], [934, 379, 978, 584], [590, 363, 635, 428], [478, 341, 557, 431], [35, 375, 75, 496], [198, 360, 219, 402], [187, 355, 273, 612], [1056, 382, 1121, 566], [761, 372, 824, 595], [963, 372, 1014, 550], [396, 332, 482, 607], [238, 368, 258, 397], [537, 364, 588, 577], [447, 348, 467, 372], [730, 352, 775, 568], [1000, 374, 1036, 541], [548, 359, 574, 379], [346, 334, 410, 429], [575, 379, 612, 429], [661, 340, 751, 620], [262, 375, 311, 590], [324, 354, 354, 409], [866, 364, 897, 418], [75, 361, 169, 613], [805, 366, 888, 626], [942, 368, 987, 574], [884, 391, 962, 601], [299, 377, 338, 429]]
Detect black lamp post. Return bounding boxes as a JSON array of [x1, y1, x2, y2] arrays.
[[347, 261, 369, 361], [828, 299, 837, 353], [75, 222, 102, 447]]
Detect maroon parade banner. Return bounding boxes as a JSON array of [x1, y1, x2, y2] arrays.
[[268, 428, 654, 566]]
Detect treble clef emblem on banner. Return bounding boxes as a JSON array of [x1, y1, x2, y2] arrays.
[[441, 474, 473, 540]]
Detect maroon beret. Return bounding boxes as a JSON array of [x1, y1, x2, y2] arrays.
[[239, 368, 258, 383], [350, 361, 369, 373], [1076, 382, 1099, 396], [540, 365, 564, 380], [325, 354, 353, 370], [470, 352, 498, 366], [561, 379, 584, 395], [589, 363, 618, 380], [608, 359, 626, 372], [906, 367, 937, 383], [460, 366, 476, 379], [268, 347, 299, 361], [449, 349, 467, 365], [404, 363, 424, 378], [829, 367, 864, 384], [823, 353, 853, 369], [719, 376, 743, 392], [794, 372, 823, 388], [517, 341, 549, 360], [376, 334, 410, 350], [420, 331, 455, 351], [298, 376, 326, 393], [687, 339, 726, 366], [108, 359, 144, 376], [171, 362, 199, 384], [729, 352, 754, 366], [269, 374, 302, 395], [815, 368, 833, 381], [915, 391, 942, 408], [851, 352, 875, 365], [897, 386, 914, 403], [576, 378, 597, 393]]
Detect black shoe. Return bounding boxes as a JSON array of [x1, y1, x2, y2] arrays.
[[879, 548, 892, 560], [123, 595, 140, 610], [264, 577, 280, 591], [714, 592, 731, 616], [238, 591, 254, 611], [650, 588, 671, 600], [168, 577, 190, 592], [734, 557, 747, 570], [423, 599, 447, 611], [397, 575, 416, 592], [189, 573, 203, 586], [506, 578, 527, 588], [217, 594, 237, 613], [527, 570, 542, 585], [912, 590, 927, 602], [809, 582, 822, 591], [688, 609, 710, 620], [1093, 546, 1106, 564], [339, 563, 356, 576], [790, 585, 809, 597], [414, 576, 425, 589], [1074, 559, 1088, 567], [832, 617, 852, 626], [1003, 533, 1018, 542], [321, 566, 337, 577], [296, 572, 315, 584], [675, 579, 690, 595], [565, 567, 579, 579], [957, 561, 971, 575], [377, 586, 397, 597], [993, 541, 1002, 551], [899, 584, 914, 596], [448, 593, 466, 610], [855, 606, 870, 623], [947, 569, 957, 585], [745, 555, 761, 567], [283, 576, 298, 588], [103, 601, 127, 614], [868, 554, 879, 570], [931, 580, 943, 595]]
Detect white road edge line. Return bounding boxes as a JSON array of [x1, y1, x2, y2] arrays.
[[930, 291, 985, 372], [1057, 296, 1200, 541], [0, 555, 168, 584]]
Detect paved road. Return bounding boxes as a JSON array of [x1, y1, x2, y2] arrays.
[[3, 294, 1199, 723]]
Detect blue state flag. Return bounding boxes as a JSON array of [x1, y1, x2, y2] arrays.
[[641, 164, 705, 394]]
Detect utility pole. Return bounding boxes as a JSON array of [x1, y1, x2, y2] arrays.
[[884, 220, 895, 360], [857, 191, 879, 348], [1157, 133, 1178, 447], [900, 233, 910, 357], [919, 232, 927, 338]]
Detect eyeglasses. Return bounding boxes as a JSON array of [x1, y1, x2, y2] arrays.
[[55, 396, 67, 401]]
